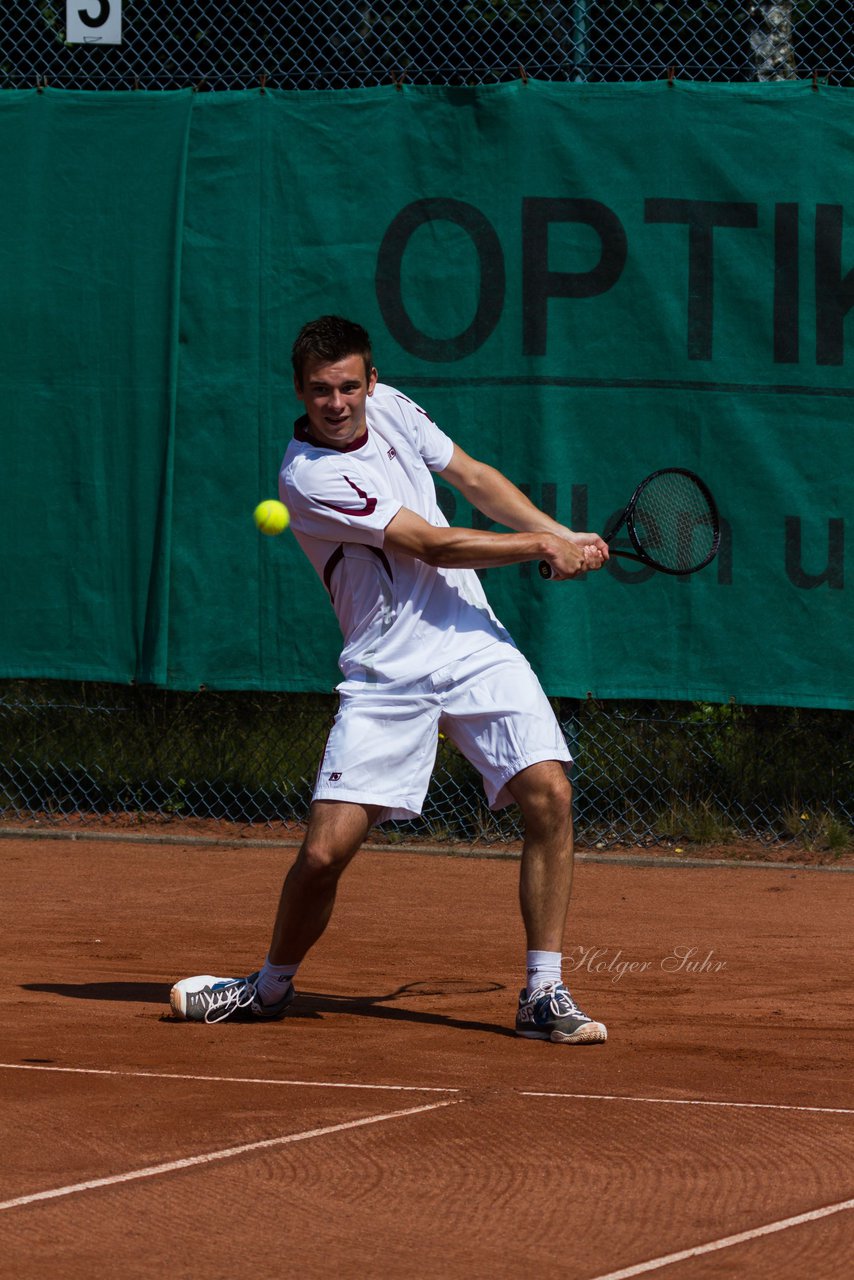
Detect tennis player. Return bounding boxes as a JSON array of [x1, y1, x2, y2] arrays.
[[171, 315, 609, 1043]]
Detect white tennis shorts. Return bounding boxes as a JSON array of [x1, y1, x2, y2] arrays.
[[312, 640, 571, 823]]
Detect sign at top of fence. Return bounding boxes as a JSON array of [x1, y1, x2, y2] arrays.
[[66, 2, 122, 47]]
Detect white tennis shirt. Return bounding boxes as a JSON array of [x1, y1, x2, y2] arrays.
[[279, 383, 512, 683]]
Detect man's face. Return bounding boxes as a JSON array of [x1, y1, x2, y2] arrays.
[[295, 354, 378, 449]]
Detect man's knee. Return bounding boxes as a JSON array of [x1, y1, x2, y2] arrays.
[[538, 770, 573, 830], [512, 761, 573, 830], [292, 800, 377, 885], [293, 817, 369, 884], [293, 836, 355, 885]]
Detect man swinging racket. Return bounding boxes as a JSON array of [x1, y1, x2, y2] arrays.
[[171, 315, 609, 1043]]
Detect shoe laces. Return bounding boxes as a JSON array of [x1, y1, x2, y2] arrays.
[[530, 981, 588, 1021], [204, 978, 256, 1024]]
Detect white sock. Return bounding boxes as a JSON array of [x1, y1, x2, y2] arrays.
[[526, 950, 562, 993], [256, 957, 300, 1006]]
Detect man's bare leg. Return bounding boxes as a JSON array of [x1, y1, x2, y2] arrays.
[[169, 799, 380, 1021], [508, 760, 606, 1043], [267, 799, 382, 964], [507, 760, 575, 952]]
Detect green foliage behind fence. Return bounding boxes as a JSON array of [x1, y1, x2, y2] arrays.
[[2, 682, 851, 851]]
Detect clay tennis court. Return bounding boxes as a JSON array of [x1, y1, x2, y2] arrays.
[[1, 833, 852, 1278]]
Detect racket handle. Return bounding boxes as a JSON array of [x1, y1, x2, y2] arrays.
[[538, 560, 554, 580]]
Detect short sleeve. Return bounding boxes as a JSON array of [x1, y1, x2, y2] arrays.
[[282, 457, 401, 546]]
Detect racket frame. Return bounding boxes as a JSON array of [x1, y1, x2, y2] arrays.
[[538, 467, 720, 579]]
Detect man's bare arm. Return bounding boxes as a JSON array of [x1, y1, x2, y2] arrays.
[[383, 506, 600, 580], [427, 443, 608, 579]]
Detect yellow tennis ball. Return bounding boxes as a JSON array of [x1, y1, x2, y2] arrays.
[[253, 499, 290, 536]]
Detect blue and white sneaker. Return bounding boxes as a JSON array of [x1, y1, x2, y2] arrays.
[[515, 981, 607, 1044], [169, 972, 296, 1024]]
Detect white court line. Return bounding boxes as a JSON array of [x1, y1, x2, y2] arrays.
[[0, 1097, 459, 1213], [522, 1090, 854, 1116], [0, 1062, 457, 1094], [5, 1066, 852, 1115], [586, 1196, 854, 1280]]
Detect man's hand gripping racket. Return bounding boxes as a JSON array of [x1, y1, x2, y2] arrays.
[[539, 468, 721, 580]]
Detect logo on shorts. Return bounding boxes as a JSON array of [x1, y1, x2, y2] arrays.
[[387, 447, 396, 461], [329, 772, 342, 782]]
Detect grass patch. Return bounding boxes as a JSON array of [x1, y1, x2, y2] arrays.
[[654, 797, 738, 846]]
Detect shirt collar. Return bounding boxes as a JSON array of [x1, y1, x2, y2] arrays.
[[293, 414, 369, 453]]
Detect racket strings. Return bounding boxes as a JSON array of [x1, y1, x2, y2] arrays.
[[630, 472, 718, 572]]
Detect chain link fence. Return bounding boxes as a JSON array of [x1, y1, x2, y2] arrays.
[[1, 3, 852, 91], [2, 682, 852, 849]]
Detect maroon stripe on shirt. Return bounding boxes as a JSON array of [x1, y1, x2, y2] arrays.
[[322, 544, 345, 601], [369, 545, 393, 580], [322, 544, 393, 604], [320, 474, 377, 517], [392, 393, 435, 425]]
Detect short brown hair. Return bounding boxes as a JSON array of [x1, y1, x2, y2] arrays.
[[291, 316, 373, 388]]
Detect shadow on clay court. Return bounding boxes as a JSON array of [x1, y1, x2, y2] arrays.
[[23, 981, 170, 1004], [22, 978, 516, 1038]]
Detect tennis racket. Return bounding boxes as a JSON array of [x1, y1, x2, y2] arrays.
[[539, 468, 720, 579]]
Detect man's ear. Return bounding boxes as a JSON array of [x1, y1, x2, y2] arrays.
[[294, 376, 304, 400], [368, 367, 378, 395]]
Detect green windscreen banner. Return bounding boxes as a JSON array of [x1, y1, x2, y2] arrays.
[[0, 82, 851, 707]]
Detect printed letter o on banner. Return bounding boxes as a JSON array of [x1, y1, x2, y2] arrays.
[[375, 198, 505, 362]]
